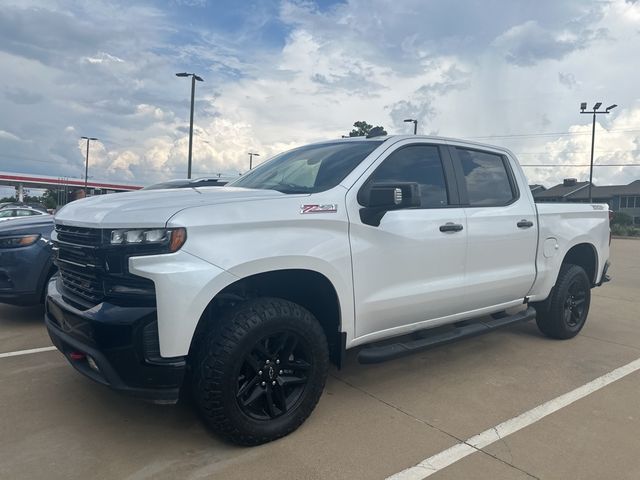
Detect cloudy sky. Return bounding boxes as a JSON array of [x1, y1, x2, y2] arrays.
[[1, 0, 639, 196]]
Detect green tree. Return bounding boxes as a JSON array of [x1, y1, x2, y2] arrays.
[[348, 121, 387, 137], [41, 189, 59, 209], [612, 211, 633, 226]]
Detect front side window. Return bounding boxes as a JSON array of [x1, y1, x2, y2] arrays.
[[366, 145, 449, 207], [457, 148, 516, 206], [230, 141, 383, 194]]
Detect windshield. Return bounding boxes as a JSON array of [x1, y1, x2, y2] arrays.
[[229, 141, 383, 194]]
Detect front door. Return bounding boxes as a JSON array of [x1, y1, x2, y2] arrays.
[[347, 141, 468, 339]]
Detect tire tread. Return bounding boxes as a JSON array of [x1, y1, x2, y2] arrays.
[[192, 297, 329, 445], [535, 264, 591, 340]]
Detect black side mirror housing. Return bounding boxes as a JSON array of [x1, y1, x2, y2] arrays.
[[359, 182, 421, 226]]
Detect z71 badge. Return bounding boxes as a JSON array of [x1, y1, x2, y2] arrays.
[[300, 204, 338, 214]]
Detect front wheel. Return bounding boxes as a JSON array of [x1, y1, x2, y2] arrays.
[[191, 297, 329, 445], [534, 264, 591, 339]]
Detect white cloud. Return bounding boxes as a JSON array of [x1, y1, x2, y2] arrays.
[[491, 19, 609, 66], [83, 52, 124, 64], [0, 129, 21, 141], [522, 105, 640, 187], [558, 72, 578, 89], [0, 0, 638, 190]]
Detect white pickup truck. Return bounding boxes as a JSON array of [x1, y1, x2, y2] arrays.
[[47, 134, 610, 445]]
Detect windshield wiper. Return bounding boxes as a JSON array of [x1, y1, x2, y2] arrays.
[[271, 183, 313, 194]]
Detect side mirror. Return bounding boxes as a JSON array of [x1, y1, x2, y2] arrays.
[[359, 182, 421, 226]]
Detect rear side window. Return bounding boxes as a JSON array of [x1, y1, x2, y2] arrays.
[[367, 145, 449, 207], [457, 148, 516, 206]]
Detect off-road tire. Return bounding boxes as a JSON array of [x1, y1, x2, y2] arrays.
[[534, 264, 591, 340], [191, 297, 329, 445]]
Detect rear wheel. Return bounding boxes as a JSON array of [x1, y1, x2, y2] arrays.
[[534, 264, 591, 339], [192, 297, 329, 445]]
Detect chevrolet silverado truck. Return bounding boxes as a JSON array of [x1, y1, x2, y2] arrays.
[[46, 134, 610, 445]]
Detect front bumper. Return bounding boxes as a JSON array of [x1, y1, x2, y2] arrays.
[[45, 277, 186, 403]]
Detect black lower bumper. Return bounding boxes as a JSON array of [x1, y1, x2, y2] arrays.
[[45, 278, 186, 403]]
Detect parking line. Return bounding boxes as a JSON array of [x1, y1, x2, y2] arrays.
[[387, 357, 640, 480], [0, 346, 57, 359]]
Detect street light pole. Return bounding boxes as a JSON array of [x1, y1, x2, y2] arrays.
[[176, 72, 204, 179], [579, 102, 617, 202], [80, 136, 98, 194], [248, 152, 260, 170], [404, 118, 418, 135]]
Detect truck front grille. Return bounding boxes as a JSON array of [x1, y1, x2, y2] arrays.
[[55, 225, 104, 307], [58, 268, 103, 304], [54, 224, 155, 308], [55, 224, 103, 246]]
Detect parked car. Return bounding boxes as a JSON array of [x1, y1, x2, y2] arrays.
[[0, 214, 56, 305], [46, 135, 610, 445], [142, 177, 229, 190], [0, 202, 48, 213], [0, 206, 48, 222]]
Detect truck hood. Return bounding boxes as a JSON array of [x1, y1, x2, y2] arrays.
[[54, 187, 285, 228]]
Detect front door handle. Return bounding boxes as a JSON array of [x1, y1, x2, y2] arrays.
[[517, 219, 534, 228], [439, 222, 464, 233]]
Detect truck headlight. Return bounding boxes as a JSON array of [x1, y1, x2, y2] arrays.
[[0, 234, 41, 248], [110, 228, 186, 252]]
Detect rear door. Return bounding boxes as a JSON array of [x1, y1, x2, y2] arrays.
[[347, 141, 468, 339], [449, 145, 537, 311]]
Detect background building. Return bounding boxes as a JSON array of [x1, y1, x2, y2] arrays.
[[534, 178, 640, 224]]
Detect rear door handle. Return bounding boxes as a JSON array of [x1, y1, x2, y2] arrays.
[[439, 222, 464, 233], [517, 219, 534, 228]]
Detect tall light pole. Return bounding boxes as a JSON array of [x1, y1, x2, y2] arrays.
[[580, 102, 617, 202], [404, 118, 418, 135], [248, 152, 260, 170], [80, 136, 98, 194], [176, 72, 204, 179]]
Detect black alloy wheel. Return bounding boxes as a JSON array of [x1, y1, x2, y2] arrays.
[[192, 297, 329, 445], [535, 264, 591, 340], [236, 331, 312, 421], [563, 278, 588, 327]]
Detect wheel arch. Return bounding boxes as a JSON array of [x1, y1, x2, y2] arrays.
[[190, 268, 346, 367], [561, 242, 598, 285]]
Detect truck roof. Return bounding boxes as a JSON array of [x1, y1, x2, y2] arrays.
[[327, 134, 517, 159]]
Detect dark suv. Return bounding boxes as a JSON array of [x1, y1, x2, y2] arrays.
[[0, 215, 56, 305]]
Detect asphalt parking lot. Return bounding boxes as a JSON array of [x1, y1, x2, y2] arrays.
[[1, 238, 639, 480]]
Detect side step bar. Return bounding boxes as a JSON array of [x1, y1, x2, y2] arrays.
[[357, 306, 536, 364]]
